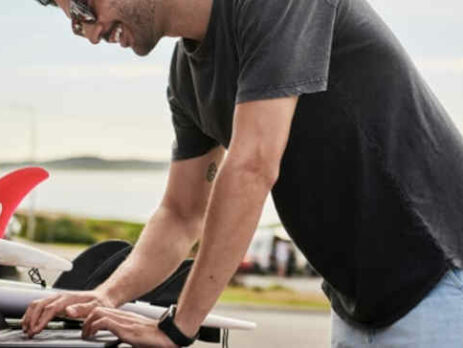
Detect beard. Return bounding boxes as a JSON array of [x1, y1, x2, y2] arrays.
[[114, 0, 160, 56]]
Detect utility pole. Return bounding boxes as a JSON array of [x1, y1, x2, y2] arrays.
[[9, 104, 38, 240], [27, 110, 37, 241]]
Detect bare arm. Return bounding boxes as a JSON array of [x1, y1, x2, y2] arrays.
[[174, 96, 298, 336], [23, 146, 225, 336], [97, 146, 225, 307]]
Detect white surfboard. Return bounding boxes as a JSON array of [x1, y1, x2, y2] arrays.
[[0, 282, 257, 331], [0, 238, 73, 271]]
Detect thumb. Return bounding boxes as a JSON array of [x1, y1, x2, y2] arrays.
[[66, 301, 97, 319]]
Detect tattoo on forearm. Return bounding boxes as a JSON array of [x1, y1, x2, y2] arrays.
[[206, 162, 218, 182]]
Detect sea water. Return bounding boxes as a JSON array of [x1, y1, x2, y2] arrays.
[[4, 169, 280, 225]]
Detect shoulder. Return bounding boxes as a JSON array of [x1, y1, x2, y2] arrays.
[[235, 0, 339, 15], [233, 0, 339, 39]]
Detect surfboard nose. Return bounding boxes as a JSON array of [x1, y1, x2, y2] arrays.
[[0, 167, 49, 239]]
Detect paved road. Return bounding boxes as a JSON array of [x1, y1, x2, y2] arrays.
[[195, 305, 331, 348]]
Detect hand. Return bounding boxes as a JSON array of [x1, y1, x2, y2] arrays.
[[82, 307, 179, 348], [21, 290, 113, 337]]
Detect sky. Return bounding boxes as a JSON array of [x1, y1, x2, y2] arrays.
[[0, 0, 462, 161]]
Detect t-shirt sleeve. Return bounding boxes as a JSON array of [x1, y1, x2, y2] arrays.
[[235, 0, 338, 104], [168, 86, 219, 161]]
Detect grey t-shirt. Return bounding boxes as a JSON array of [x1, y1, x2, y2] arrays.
[[168, 0, 337, 159], [167, 0, 463, 328]]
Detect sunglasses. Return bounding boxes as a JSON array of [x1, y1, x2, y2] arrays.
[[36, 0, 97, 36]]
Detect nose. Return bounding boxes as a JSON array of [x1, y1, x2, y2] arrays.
[[82, 22, 104, 44]]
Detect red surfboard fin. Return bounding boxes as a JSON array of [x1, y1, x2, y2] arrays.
[[0, 167, 49, 239]]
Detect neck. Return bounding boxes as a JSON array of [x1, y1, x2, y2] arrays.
[[161, 0, 213, 41]]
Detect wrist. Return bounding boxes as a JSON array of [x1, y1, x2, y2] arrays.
[[158, 305, 198, 346], [173, 311, 201, 339], [94, 287, 119, 308]]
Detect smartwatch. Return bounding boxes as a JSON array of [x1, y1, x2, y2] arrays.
[[158, 305, 198, 347]]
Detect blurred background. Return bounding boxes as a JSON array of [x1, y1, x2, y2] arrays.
[[0, 0, 462, 346]]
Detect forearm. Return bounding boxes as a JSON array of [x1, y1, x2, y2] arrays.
[[174, 161, 274, 336], [97, 206, 201, 307]]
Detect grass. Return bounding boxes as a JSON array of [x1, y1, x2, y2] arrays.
[[219, 285, 330, 311], [84, 218, 144, 243], [16, 212, 144, 245]]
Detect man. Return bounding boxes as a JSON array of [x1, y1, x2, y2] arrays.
[[22, 0, 463, 346]]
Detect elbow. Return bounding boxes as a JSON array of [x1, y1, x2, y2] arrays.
[[225, 151, 281, 190], [243, 161, 280, 190]]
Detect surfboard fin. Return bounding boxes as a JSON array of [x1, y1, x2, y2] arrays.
[[0, 167, 49, 238]]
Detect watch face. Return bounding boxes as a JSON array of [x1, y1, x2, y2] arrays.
[[159, 308, 171, 322], [159, 305, 176, 322]]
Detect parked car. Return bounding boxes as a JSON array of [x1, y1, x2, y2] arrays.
[[239, 227, 274, 274], [238, 226, 319, 276]]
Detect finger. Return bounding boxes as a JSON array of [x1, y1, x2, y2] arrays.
[[85, 317, 130, 341], [33, 298, 74, 335], [21, 303, 34, 333], [30, 294, 89, 336], [53, 292, 97, 319], [82, 307, 113, 338], [66, 300, 99, 319], [26, 295, 60, 337], [22, 295, 58, 332], [82, 307, 133, 338]]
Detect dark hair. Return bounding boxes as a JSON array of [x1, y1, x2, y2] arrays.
[[36, 0, 58, 6]]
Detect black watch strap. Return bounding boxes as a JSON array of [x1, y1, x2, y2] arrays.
[[158, 305, 198, 347]]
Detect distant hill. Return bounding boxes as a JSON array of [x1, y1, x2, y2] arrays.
[[0, 156, 169, 171]]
